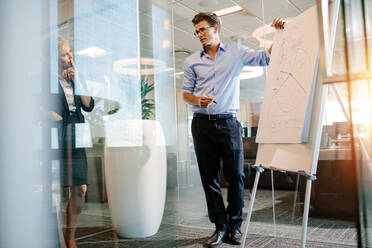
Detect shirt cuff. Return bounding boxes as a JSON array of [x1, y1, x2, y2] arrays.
[[265, 49, 271, 58]]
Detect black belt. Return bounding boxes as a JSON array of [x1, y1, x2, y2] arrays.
[[193, 113, 236, 120]]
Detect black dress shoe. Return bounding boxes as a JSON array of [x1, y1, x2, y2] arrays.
[[230, 226, 242, 245], [206, 228, 228, 248]]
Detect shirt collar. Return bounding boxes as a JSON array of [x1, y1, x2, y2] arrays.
[[58, 76, 72, 86], [219, 42, 226, 51], [200, 42, 225, 57]]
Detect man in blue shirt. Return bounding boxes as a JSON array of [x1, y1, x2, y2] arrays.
[[182, 12, 284, 247]]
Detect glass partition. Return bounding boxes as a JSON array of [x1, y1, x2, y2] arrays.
[[343, 0, 372, 246], [49, 0, 178, 246], [1, 0, 366, 247]]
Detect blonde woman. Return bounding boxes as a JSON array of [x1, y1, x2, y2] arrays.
[[56, 36, 94, 248]]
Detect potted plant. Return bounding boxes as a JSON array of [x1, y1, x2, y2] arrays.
[[106, 76, 155, 118], [104, 76, 166, 238], [140, 76, 155, 119]]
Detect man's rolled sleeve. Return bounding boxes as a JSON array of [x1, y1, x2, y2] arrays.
[[181, 60, 196, 94], [238, 43, 270, 66]]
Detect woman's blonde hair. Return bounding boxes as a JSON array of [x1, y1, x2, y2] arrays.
[[57, 36, 68, 53]]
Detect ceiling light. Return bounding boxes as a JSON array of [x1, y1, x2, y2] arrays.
[[251, 24, 275, 48], [163, 19, 170, 30], [162, 40, 170, 48], [252, 19, 291, 48], [240, 66, 263, 80], [175, 71, 184, 78], [113, 57, 167, 75], [76, 46, 110, 58], [214, 5, 244, 17]]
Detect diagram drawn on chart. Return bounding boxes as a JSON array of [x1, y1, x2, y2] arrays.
[[256, 17, 319, 143], [272, 48, 310, 114]]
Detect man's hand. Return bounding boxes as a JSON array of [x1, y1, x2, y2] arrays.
[[198, 95, 213, 108], [271, 18, 285, 29], [183, 92, 214, 108]]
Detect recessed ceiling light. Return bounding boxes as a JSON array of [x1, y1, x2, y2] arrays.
[[162, 40, 170, 48], [76, 46, 110, 58], [252, 19, 291, 48], [175, 71, 184, 77], [113, 57, 167, 75], [251, 24, 275, 48], [214, 5, 244, 17]]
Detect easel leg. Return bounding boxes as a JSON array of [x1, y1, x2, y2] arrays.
[[301, 178, 312, 248], [241, 166, 263, 248], [271, 169, 276, 236], [291, 174, 300, 222]]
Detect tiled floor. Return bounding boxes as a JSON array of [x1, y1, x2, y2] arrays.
[[62, 186, 358, 247]]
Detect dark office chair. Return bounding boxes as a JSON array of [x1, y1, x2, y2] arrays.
[[242, 137, 258, 189]]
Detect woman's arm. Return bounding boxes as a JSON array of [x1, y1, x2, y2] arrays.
[[65, 65, 94, 112], [80, 95, 92, 108], [80, 96, 94, 112]]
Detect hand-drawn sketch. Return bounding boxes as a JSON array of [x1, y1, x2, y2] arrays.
[[256, 8, 319, 143], [272, 48, 310, 116]]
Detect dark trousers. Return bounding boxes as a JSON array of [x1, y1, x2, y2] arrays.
[[191, 117, 245, 229]]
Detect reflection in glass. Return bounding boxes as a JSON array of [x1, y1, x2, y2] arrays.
[[74, 0, 141, 147]]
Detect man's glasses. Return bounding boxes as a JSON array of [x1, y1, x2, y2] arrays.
[[194, 26, 213, 37]]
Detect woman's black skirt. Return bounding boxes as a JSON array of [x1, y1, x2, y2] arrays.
[[61, 111, 88, 187]]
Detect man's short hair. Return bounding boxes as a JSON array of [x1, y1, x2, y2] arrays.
[[192, 12, 221, 32]]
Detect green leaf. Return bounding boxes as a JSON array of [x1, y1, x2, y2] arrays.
[[107, 107, 119, 115], [140, 76, 155, 120]]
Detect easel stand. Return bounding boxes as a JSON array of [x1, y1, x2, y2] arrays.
[[241, 166, 316, 248]]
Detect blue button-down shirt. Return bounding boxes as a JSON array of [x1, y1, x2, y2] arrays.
[[182, 42, 270, 114]]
